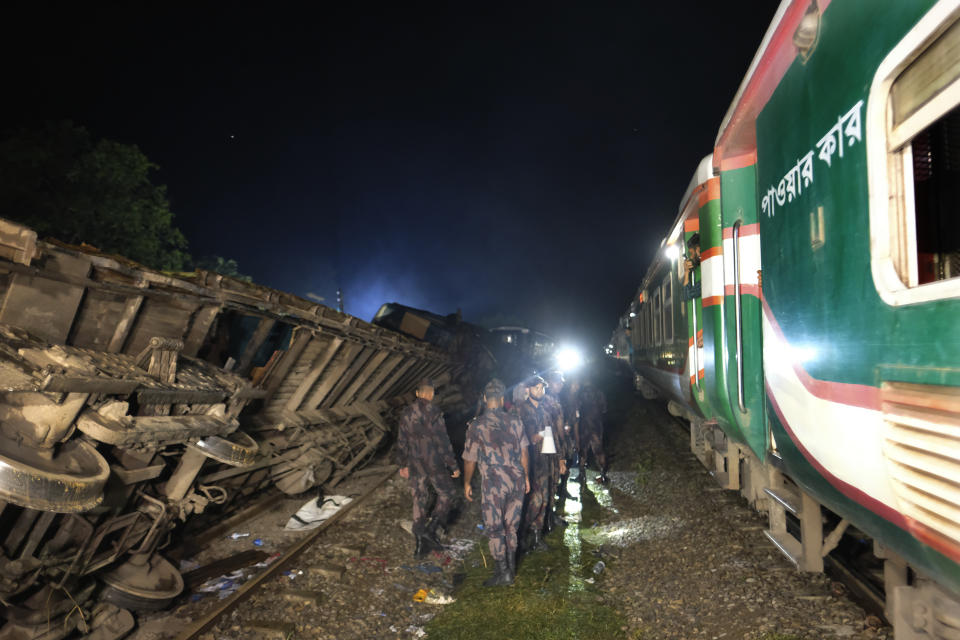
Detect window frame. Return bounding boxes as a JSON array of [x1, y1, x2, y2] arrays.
[[662, 279, 673, 343], [868, 0, 960, 305]]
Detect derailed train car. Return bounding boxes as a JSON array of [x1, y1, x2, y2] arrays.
[[622, 1, 960, 637], [0, 219, 462, 638]]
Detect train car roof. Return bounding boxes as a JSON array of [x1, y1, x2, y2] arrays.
[[714, 0, 832, 171]]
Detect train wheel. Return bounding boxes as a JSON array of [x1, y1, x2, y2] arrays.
[[100, 553, 183, 612], [0, 435, 109, 513]]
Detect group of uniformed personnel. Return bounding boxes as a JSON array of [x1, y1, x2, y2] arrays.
[[395, 373, 607, 587]]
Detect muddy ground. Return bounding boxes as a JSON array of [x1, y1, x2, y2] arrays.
[[134, 375, 891, 640]]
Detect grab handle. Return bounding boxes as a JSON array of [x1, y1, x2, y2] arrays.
[[733, 220, 746, 412]]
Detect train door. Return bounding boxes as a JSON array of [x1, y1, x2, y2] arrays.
[[718, 163, 766, 458]]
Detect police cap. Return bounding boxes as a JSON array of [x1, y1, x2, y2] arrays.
[[483, 378, 506, 399], [417, 378, 436, 390], [544, 370, 564, 384], [525, 375, 547, 388]]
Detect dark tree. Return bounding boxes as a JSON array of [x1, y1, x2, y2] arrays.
[[0, 121, 189, 270], [192, 255, 253, 282]]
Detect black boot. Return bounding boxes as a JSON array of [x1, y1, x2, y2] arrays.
[[483, 560, 512, 587], [529, 530, 549, 552], [507, 551, 516, 580], [414, 533, 440, 558], [548, 510, 567, 530], [425, 516, 443, 545]]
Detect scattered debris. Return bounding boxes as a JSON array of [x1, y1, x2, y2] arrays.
[[229, 532, 250, 540], [423, 589, 455, 605], [285, 495, 354, 531], [307, 563, 346, 580], [182, 550, 269, 589], [280, 589, 322, 606]]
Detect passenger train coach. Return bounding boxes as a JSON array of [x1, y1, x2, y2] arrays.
[[618, 1, 960, 636]]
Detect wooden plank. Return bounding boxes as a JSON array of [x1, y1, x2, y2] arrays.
[[369, 359, 416, 402], [284, 337, 343, 412], [301, 342, 364, 411], [319, 347, 377, 408], [0, 250, 90, 344], [182, 305, 221, 357], [353, 352, 404, 403], [332, 349, 390, 407], [382, 359, 432, 400], [106, 282, 147, 352], [261, 329, 313, 404]]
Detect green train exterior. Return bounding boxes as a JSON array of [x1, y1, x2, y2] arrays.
[[627, 0, 960, 606]]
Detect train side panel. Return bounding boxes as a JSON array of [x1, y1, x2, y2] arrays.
[[756, 0, 960, 593]]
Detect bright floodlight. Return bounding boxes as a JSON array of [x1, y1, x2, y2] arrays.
[[665, 244, 680, 261], [556, 346, 583, 372]]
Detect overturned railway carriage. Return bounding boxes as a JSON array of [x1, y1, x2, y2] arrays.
[[625, 1, 960, 637], [0, 221, 461, 638]]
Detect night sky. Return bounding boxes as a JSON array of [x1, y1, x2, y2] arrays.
[[2, 4, 774, 350]]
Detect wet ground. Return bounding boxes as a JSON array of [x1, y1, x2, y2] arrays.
[[142, 378, 891, 640]]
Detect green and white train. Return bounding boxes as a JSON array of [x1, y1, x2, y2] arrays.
[[619, 1, 960, 636]]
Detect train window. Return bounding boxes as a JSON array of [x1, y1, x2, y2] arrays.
[[653, 289, 662, 345], [642, 302, 649, 347], [869, 6, 960, 304], [662, 280, 673, 343]]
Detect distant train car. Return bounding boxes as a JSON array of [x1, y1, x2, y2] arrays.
[[622, 1, 960, 635]]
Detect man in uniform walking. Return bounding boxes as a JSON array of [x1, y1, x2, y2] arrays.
[[396, 378, 461, 557], [462, 378, 530, 586], [577, 379, 608, 483], [520, 375, 561, 551], [542, 370, 570, 530]]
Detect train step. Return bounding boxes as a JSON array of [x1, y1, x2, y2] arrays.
[[764, 529, 802, 568], [763, 485, 802, 516]]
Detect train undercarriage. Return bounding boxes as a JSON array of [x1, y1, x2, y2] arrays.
[[0, 219, 469, 639]]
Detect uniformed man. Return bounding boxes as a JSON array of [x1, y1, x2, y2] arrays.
[[519, 375, 560, 551], [542, 370, 570, 531], [462, 378, 530, 586], [396, 378, 461, 557], [577, 379, 608, 483]]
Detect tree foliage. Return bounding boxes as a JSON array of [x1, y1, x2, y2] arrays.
[[0, 121, 189, 270], [193, 255, 253, 282]]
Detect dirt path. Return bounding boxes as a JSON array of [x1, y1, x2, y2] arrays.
[[135, 381, 891, 640]]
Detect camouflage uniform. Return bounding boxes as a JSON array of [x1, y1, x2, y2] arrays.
[[519, 396, 555, 535], [541, 391, 568, 514], [578, 385, 607, 462], [560, 385, 581, 456], [462, 407, 528, 565], [395, 398, 458, 537]]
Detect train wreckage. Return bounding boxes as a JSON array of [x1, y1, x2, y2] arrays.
[[0, 219, 477, 639]]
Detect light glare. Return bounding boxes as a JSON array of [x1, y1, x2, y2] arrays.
[[556, 346, 583, 372]]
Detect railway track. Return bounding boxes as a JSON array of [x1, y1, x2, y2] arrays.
[[173, 467, 398, 640]]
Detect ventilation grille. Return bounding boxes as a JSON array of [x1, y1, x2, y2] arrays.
[[882, 381, 960, 545]]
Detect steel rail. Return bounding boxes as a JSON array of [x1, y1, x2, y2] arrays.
[[175, 467, 397, 640]]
